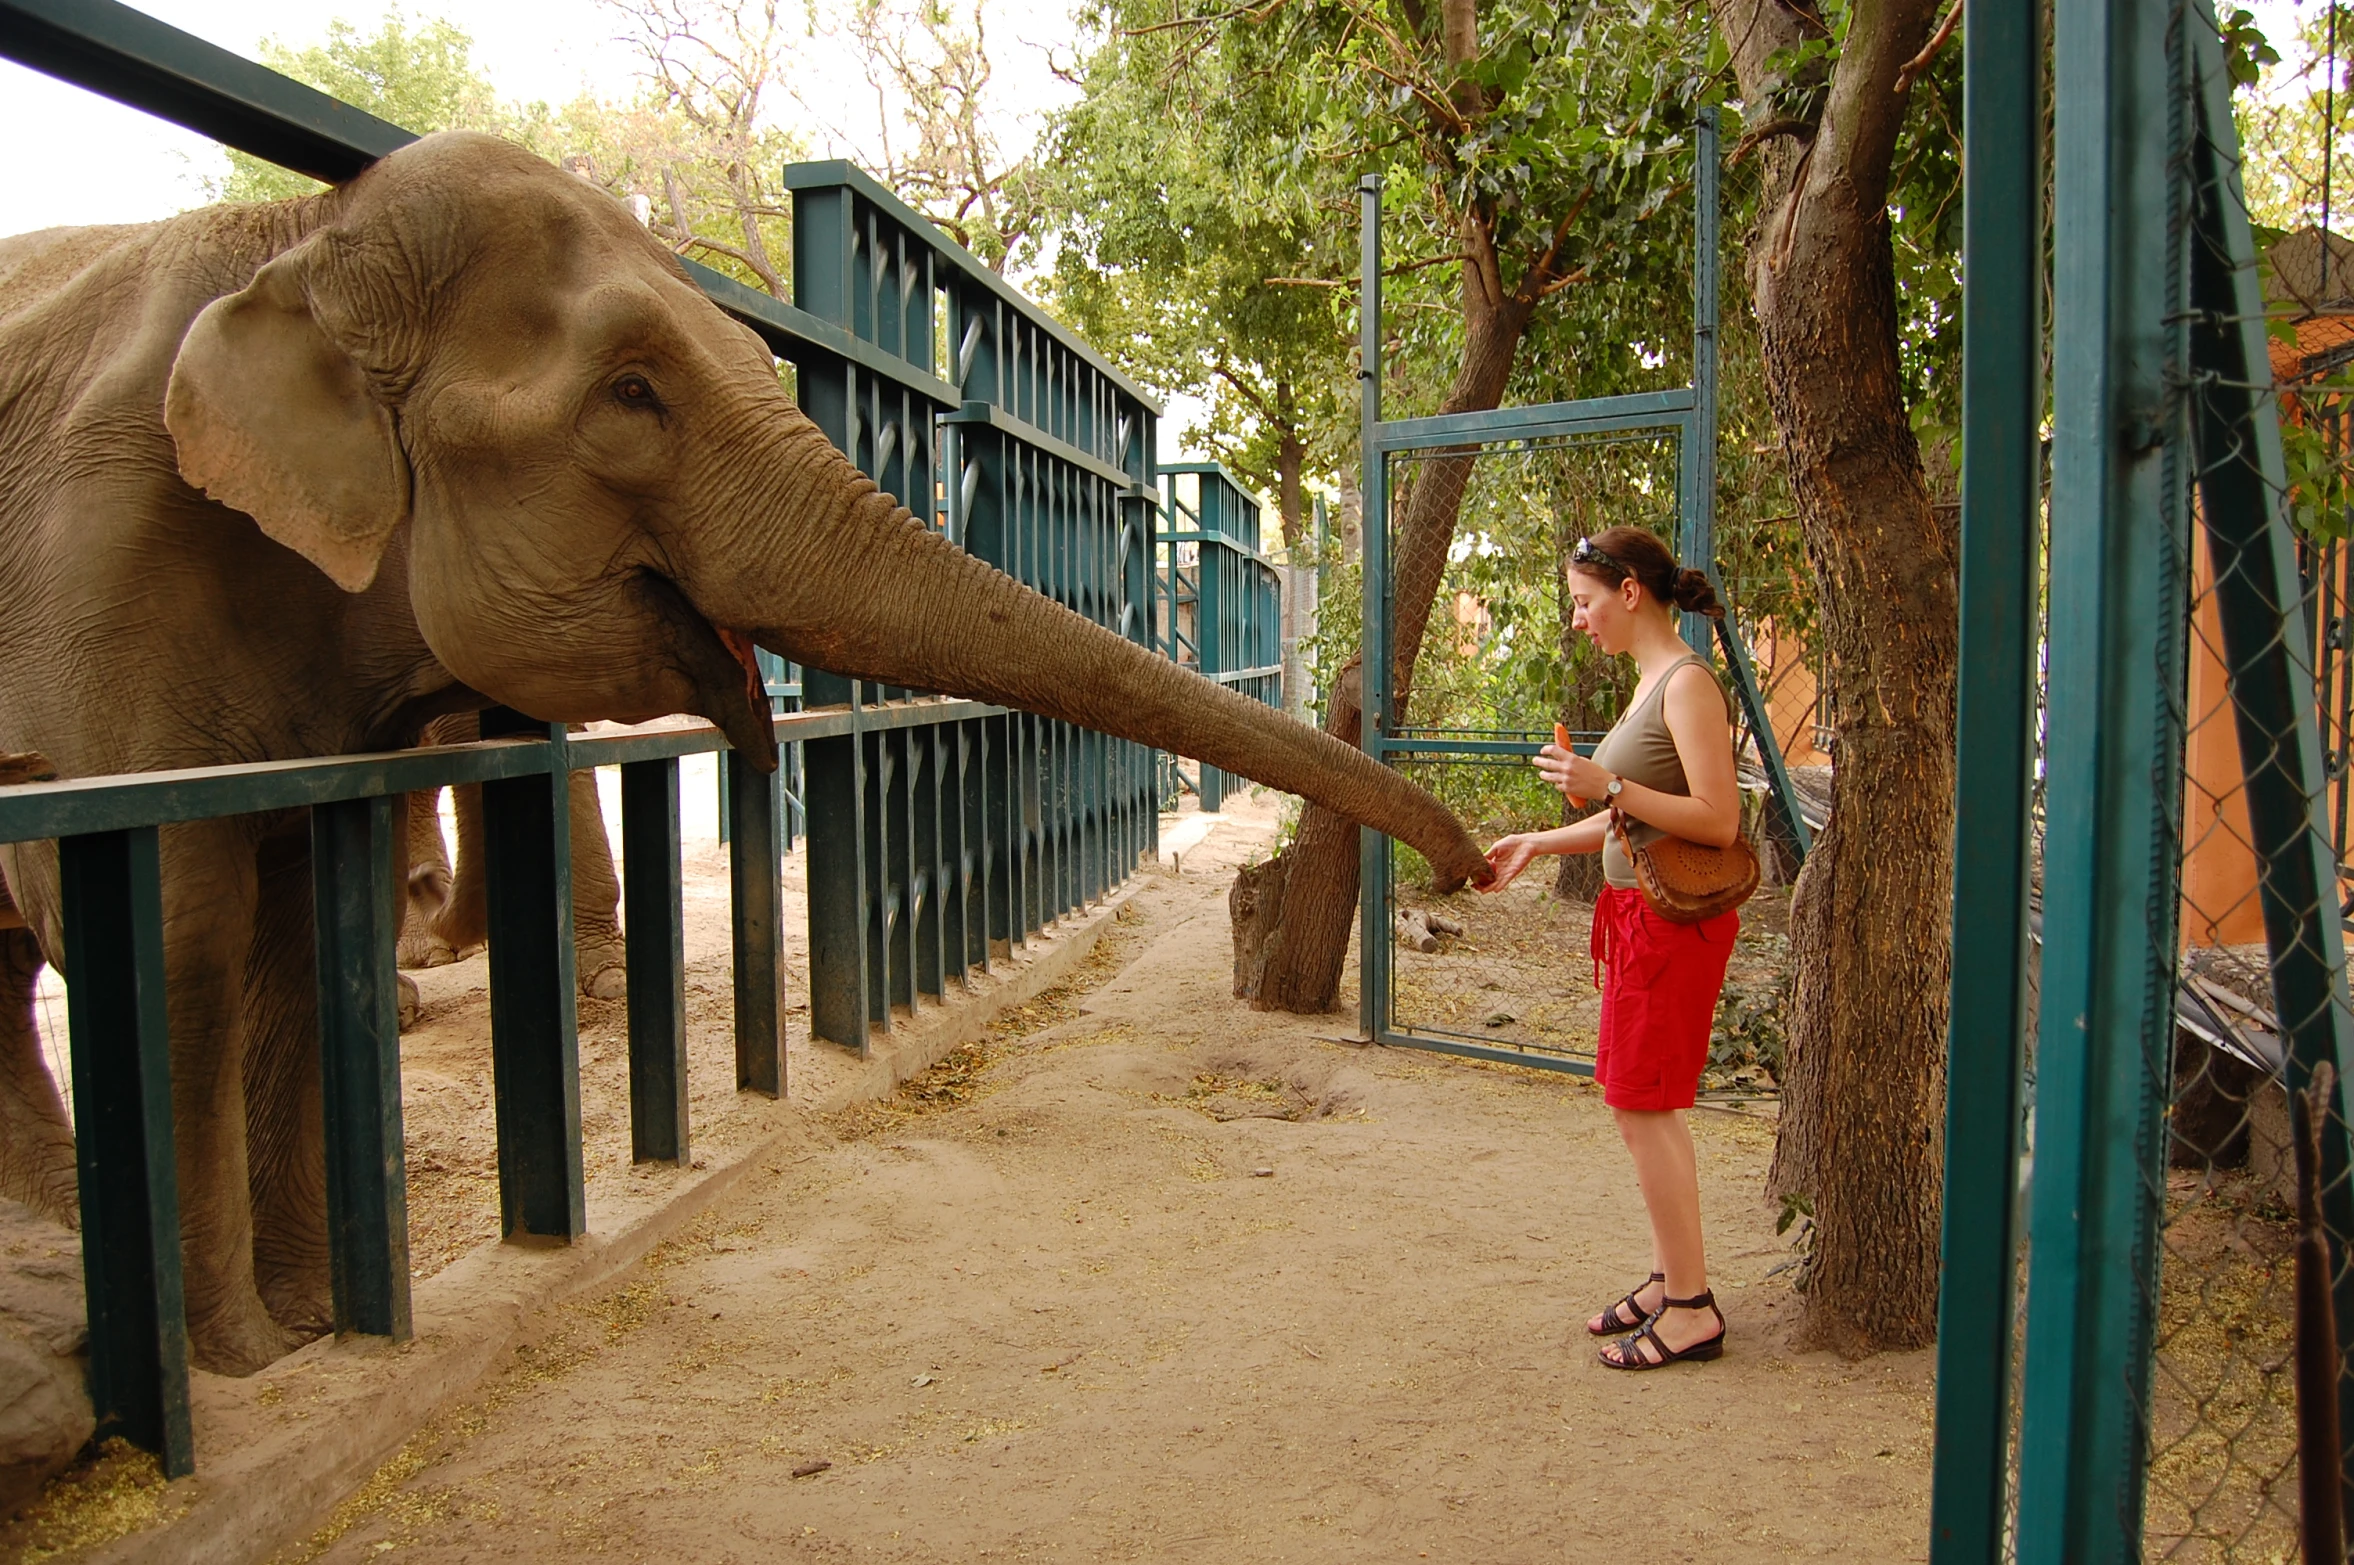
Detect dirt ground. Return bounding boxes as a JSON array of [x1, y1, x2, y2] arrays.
[[259, 788, 1933, 1565]]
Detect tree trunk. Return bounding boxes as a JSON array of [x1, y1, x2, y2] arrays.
[[1719, 0, 1956, 1353], [1274, 384, 1305, 552], [1231, 222, 1536, 1012]]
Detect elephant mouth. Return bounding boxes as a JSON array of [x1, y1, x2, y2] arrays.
[[627, 570, 778, 771]]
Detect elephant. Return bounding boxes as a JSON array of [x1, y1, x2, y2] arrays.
[[397, 716, 628, 1004], [0, 130, 1491, 1376]]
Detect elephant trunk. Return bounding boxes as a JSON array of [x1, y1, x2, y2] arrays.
[[680, 426, 1493, 888]]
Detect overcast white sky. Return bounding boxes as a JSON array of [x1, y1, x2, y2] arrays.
[[0, 0, 1088, 228], [0, 0, 1221, 441]]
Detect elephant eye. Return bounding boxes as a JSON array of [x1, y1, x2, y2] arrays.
[[613, 374, 663, 411]]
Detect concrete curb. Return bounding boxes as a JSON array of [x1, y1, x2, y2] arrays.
[[89, 877, 1146, 1565]]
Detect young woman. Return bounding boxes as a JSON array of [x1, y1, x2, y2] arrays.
[[1482, 526, 1744, 1371]]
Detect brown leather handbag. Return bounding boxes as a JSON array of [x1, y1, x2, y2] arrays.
[[1611, 808, 1759, 924]]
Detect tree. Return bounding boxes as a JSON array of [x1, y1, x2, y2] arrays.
[[1711, 0, 1963, 1352], [1040, 32, 1350, 547], [214, 11, 502, 203], [1066, 0, 1718, 1011], [591, 0, 806, 297], [825, 0, 1051, 272]]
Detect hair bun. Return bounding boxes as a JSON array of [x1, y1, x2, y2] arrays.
[[1671, 567, 1725, 619]]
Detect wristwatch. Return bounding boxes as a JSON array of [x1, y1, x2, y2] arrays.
[[1604, 775, 1625, 801]]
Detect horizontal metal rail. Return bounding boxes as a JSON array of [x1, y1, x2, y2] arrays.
[[0, 702, 1002, 843], [1369, 391, 1695, 454]]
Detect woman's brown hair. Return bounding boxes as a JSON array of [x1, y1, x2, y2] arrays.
[[1567, 525, 1724, 620]]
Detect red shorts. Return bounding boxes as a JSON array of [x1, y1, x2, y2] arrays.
[[1589, 885, 1738, 1111]]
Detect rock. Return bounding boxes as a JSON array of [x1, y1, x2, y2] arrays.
[[396, 971, 423, 1031], [791, 1459, 831, 1478]]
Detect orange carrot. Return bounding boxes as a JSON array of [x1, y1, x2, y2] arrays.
[[1554, 723, 1587, 808]]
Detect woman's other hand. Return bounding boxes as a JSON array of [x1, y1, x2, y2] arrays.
[[1536, 743, 1616, 805], [1483, 834, 1542, 891]]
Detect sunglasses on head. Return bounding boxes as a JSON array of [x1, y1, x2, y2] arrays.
[[1570, 537, 1618, 571]]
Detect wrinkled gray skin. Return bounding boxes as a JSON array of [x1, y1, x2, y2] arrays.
[[0, 132, 1489, 1374], [397, 717, 628, 1004]]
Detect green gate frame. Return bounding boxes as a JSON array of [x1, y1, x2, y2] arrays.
[[1354, 108, 1813, 1072], [1929, 0, 2354, 1556]]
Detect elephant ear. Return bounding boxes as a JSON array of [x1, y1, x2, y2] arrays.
[[165, 235, 412, 594]]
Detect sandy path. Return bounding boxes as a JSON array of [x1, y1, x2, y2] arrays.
[[288, 793, 1934, 1564]]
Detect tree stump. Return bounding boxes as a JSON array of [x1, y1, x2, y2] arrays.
[[1230, 853, 1292, 1001]]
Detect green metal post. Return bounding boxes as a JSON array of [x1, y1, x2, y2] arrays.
[[728, 745, 784, 1095], [60, 825, 191, 1475], [479, 712, 585, 1241], [1928, 0, 2043, 1548], [621, 758, 689, 1162], [1679, 107, 1720, 656], [2014, 0, 2186, 1546], [310, 794, 412, 1339], [2179, 0, 2354, 1514], [1358, 174, 1391, 1042]]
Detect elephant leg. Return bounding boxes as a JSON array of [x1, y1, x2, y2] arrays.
[[0, 869, 75, 1227], [242, 829, 329, 1339], [570, 768, 626, 1000], [429, 780, 490, 958], [396, 788, 461, 971], [436, 773, 626, 1001], [157, 820, 297, 1375]]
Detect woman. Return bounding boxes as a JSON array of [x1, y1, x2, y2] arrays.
[[1483, 526, 1744, 1371]]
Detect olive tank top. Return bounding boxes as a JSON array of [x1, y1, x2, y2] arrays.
[[1590, 654, 1735, 889]]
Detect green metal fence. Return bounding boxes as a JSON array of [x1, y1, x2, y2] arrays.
[[0, 0, 1178, 1478], [1930, 0, 2354, 1558], [1157, 462, 1282, 811]]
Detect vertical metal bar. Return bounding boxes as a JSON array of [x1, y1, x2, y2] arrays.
[[2014, 0, 2184, 1545], [806, 717, 870, 1048], [1357, 173, 1391, 1042], [59, 826, 191, 1476], [1928, 0, 2042, 1549], [310, 795, 411, 1340], [479, 713, 584, 1241], [728, 745, 784, 1095], [1681, 106, 1721, 655], [621, 758, 689, 1162], [1200, 480, 1227, 813], [2178, 0, 2354, 1515]]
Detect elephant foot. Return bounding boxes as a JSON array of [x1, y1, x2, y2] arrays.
[[259, 1272, 333, 1341], [397, 972, 422, 1032], [187, 1293, 303, 1377], [578, 937, 627, 1001], [396, 930, 463, 970]]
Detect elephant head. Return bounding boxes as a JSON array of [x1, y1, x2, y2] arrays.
[[163, 132, 1491, 887]]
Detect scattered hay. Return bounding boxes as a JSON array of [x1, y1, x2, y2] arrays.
[[0, 1440, 174, 1563], [2143, 1179, 2300, 1562], [1165, 1071, 1311, 1123]]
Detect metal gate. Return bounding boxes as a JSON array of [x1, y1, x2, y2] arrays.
[[1353, 109, 1811, 1076]]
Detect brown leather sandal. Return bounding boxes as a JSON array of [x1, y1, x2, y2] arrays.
[[1586, 1272, 1665, 1336], [1599, 1290, 1726, 1370]]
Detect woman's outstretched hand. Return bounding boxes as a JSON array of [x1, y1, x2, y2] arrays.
[[1482, 834, 1542, 892]]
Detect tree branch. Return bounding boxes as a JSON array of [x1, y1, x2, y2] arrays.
[[1729, 115, 1818, 169], [1893, 0, 1963, 94]]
